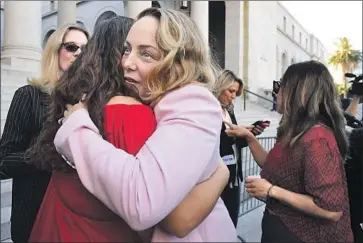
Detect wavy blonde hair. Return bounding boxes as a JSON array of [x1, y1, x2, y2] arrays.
[[28, 23, 89, 94], [213, 69, 243, 98], [136, 8, 220, 105]]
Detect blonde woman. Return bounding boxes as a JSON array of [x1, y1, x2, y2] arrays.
[[54, 8, 236, 241], [0, 23, 88, 243], [213, 69, 267, 227]]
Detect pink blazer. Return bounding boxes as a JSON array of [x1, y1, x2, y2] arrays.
[[54, 85, 237, 242]]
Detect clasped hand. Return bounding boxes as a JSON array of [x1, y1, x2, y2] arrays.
[[60, 95, 87, 124]]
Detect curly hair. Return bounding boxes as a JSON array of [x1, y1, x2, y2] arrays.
[[214, 70, 243, 97], [25, 16, 135, 172]]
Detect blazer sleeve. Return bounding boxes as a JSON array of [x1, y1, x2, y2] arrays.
[[54, 85, 222, 231], [0, 88, 38, 179]]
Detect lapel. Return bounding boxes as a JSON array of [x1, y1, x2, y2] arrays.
[[229, 110, 238, 125]]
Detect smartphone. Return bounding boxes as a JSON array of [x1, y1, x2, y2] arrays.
[[252, 120, 270, 128]]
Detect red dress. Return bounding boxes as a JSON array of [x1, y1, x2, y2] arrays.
[[29, 104, 157, 242]]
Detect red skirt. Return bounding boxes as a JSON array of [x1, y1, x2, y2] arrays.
[[29, 172, 142, 242]]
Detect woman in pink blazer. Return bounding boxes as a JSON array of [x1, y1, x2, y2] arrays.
[[55, 8, 237, 241]]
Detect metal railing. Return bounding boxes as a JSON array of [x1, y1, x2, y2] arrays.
[[239, 136, 277, 216], [243, 89, 277, 111]]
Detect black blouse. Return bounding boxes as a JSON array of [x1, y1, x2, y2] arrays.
[[0, 85, 51, 243], [219, 109, 248, 187]]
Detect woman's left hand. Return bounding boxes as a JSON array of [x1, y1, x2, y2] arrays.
[[223, 120, 254, 138], [64, 101, 86, 120], [62, 94, 87, 121], [245, 177, 273, 198]]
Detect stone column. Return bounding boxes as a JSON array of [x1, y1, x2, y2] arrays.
[[190, 1, 209, 45], [58, 0, 77, 27], [125, 1, 152, 19], [242, 0, 250, 88], [1, 1, 42, 71]]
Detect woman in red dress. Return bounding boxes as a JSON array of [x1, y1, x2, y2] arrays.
[[225, 61, 354, 242], [25, 16, 230, 242]]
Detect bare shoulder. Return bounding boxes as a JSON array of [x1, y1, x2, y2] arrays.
[[107, 96, 142, 105]]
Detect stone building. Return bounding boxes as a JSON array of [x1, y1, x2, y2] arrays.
[[0, 1, 328, 131]]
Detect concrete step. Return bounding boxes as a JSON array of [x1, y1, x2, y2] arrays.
[[1, 221, 11, 242], [0, 192, 12, 210], [1, 180, 12, 241], [0, 180, 12, 194]]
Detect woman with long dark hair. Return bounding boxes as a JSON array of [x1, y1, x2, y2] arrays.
[[226, 61, 353, 242], [26, 15, 231, 242]]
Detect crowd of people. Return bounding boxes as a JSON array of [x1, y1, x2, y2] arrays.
[[0, 7, 359, 243]]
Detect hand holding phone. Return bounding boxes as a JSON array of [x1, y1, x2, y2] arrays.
[[223, 120, 255, 138], [251, 120, 270, 135], [252, 120, 270, 128]]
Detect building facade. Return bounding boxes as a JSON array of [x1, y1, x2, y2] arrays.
[[0, 1, 328, 131]]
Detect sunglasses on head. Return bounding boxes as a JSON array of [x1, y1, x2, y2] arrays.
[[61, 42, 84, 53]]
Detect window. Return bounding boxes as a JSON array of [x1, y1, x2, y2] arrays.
[[305, 38, 308, 49], [180, 1, 188, 9], [283, 16, 286, 31], [292, 25, 295, 40], [299, 32, 302, 44], [50, 1, 55, 11]]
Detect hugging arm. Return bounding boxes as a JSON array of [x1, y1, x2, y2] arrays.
[[160, 160, 229, 237], [54, 86, 223, 230]]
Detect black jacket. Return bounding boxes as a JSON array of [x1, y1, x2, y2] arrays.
[[220, 109, 248, 188], [0, 85, 51, 243]]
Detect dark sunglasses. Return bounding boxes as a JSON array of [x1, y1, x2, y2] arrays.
[[61, 42, 84, 53]]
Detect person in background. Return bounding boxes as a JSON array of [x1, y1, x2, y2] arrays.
[[0, 24, 88, 243], [271, 79, 281, 111], [213, 69, 267, 227], [345, 95, 362, 121], [52, 8, 237, 241], [271, 92, 277, 111], [226, 61, 353, 242]]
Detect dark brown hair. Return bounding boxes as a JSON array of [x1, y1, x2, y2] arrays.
[[25, 16, 135, 172], [277, 60, 348, 158]]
